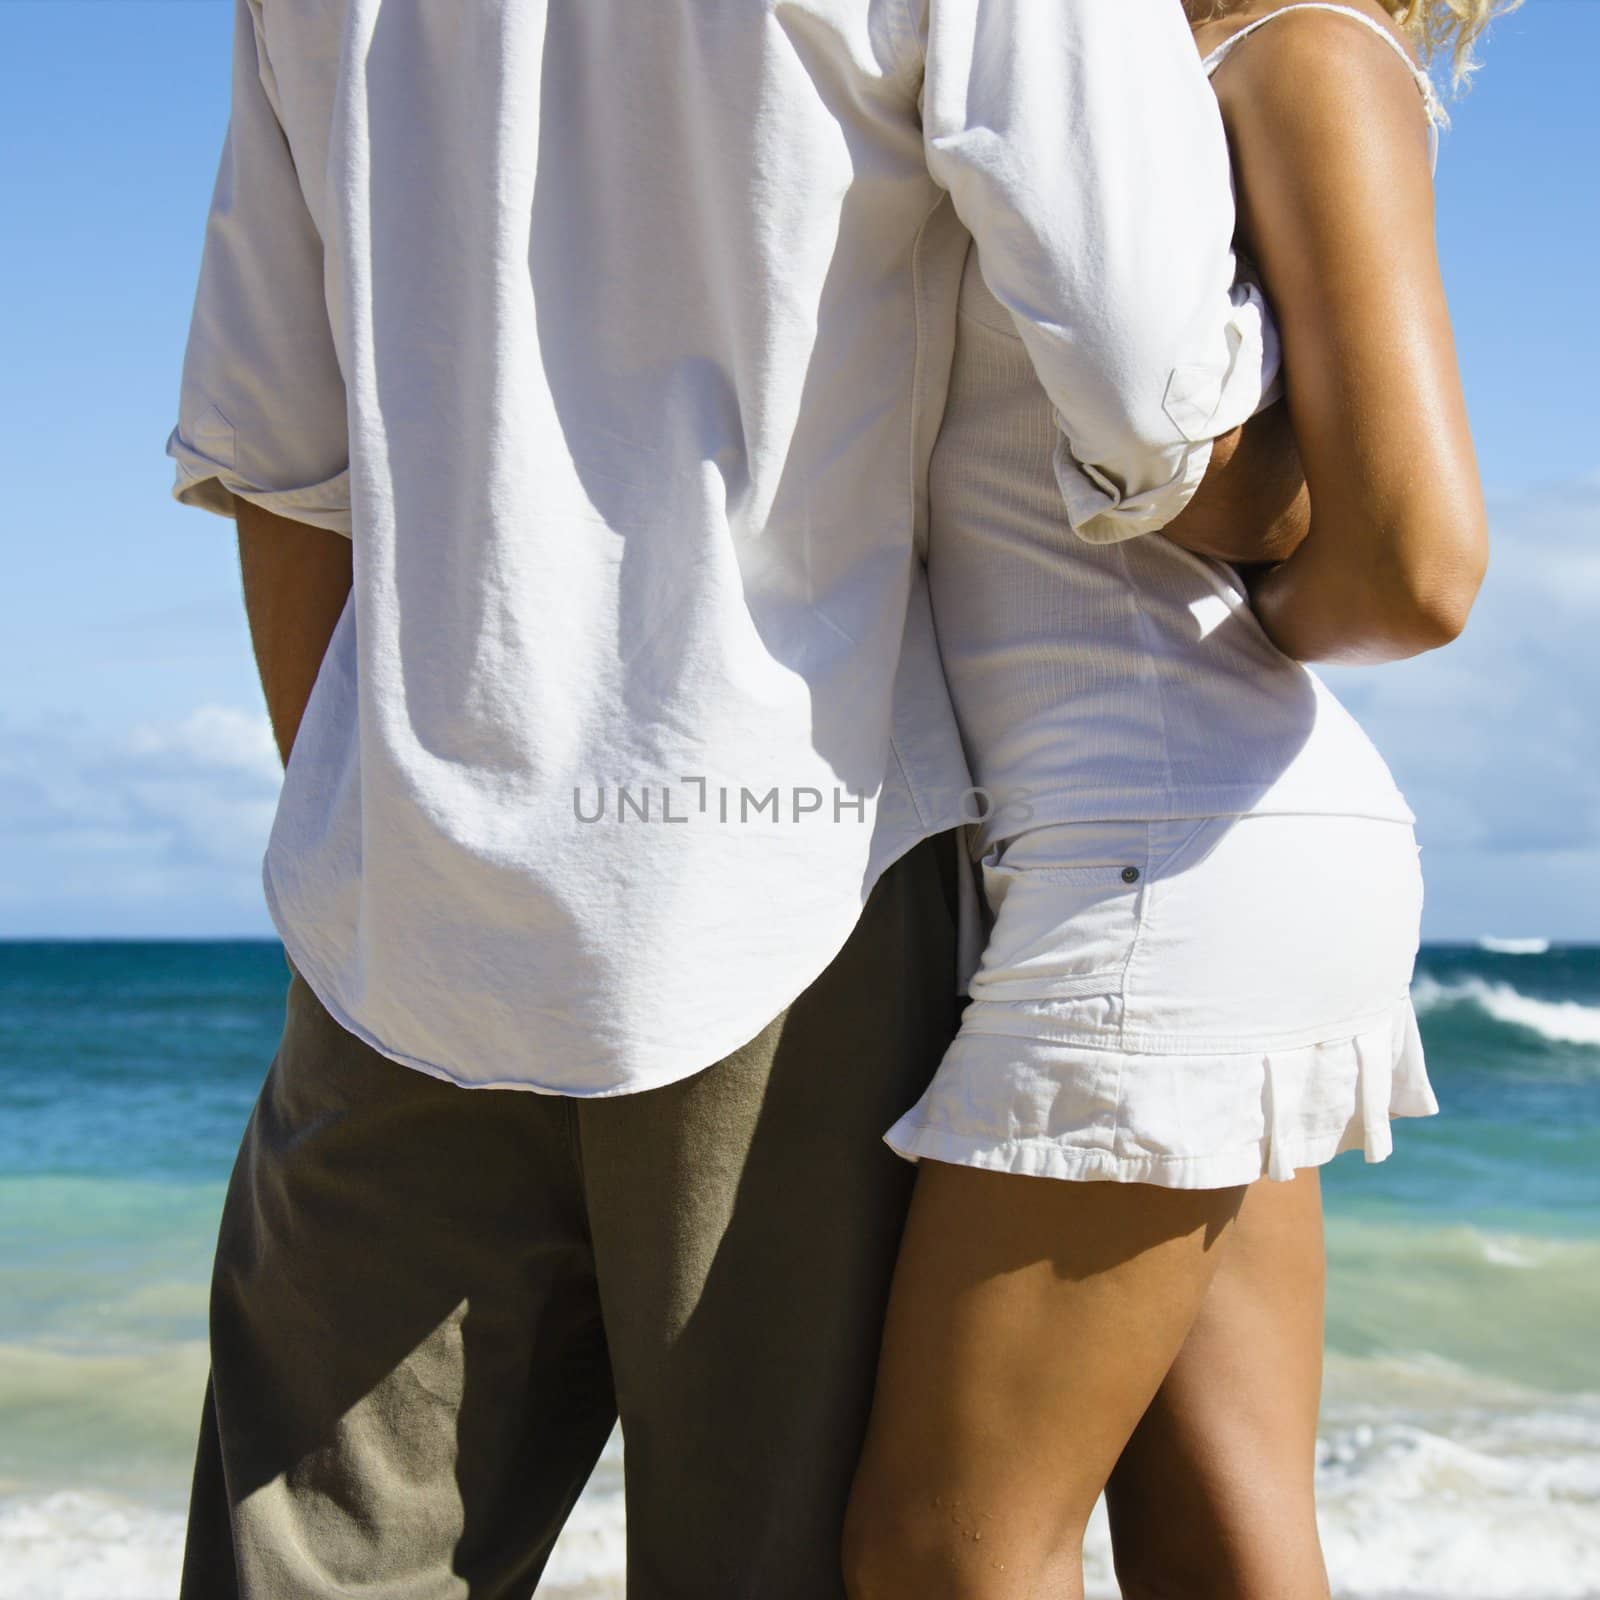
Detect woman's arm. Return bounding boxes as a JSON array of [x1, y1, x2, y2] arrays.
[[1210, 7, 1488, 663]]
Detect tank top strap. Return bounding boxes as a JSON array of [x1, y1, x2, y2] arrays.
[[1201, 3, 1444, 167]]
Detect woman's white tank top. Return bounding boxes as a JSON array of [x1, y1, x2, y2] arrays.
[[928, 5, 1441, 846]]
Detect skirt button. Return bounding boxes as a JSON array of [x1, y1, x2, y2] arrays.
[[1121, 866, 1141, 884]]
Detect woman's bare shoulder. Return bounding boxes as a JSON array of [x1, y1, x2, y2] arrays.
[[1201, 0, 1433, 157], [1197, 0, 1424, 96]]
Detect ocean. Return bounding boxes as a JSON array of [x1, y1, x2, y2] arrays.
[[1, 940, 1596, 1599]]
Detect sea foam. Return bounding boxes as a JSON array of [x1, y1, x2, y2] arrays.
[[6, 1397, 1598, 1600], [1315, 1413, 1600, 1599], [1412, 974, 1600, 1048], [0, 1493, 184, 1600], [0, 1485, 629, 1600]]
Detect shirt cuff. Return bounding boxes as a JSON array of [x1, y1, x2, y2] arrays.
[[1056, 276, 1283, 547], [1054, 431, 1216, 547], [167, 423, 352, 537]]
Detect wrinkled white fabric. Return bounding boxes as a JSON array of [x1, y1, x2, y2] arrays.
[[927, 246, 1415, 854], [887, 816, 1436, 1186], [167, 0, 1276, 1092]]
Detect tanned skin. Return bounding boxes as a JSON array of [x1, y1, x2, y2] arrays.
[[236, 499, 352, 767], [1186, 0, 1488, 662], [1162, 375, 1313, 569]]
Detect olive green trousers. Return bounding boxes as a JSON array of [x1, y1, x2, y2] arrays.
[[179, 834, 959, 1599]]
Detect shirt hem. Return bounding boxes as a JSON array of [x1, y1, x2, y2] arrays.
[[170, 453, 353, 537], [262, 815, 956, 1097]]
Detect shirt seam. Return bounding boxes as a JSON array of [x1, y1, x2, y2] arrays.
[[973, 796, 1417, 861], [890, 0, 925, 97], [950, 995, 1414, 1056], [891, 187, 953, 837], [1116, 539, 1179, 810], [905, 189, 953, 567], [887, 1126, 1368, 1175], [888, 734, 931, 830]]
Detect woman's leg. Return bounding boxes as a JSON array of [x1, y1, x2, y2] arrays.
[[842, 1160, 1246, 1600], [1106, 1167, 1330, 1600]]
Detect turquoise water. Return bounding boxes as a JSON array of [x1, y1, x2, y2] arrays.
[[1, 940, 1597, 1597], [0, 942, 282, 1518]]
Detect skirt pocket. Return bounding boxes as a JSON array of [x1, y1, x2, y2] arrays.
[[970, 820, 1157, 999]]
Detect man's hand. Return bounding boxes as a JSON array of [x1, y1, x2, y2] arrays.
[[1158, 398, 1310, 567], [236, 500, 354, 766]]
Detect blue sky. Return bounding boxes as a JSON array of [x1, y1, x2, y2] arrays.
[[1, 0, 1597, 939]]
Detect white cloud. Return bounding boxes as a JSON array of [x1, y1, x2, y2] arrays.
[[1322, 476, 1600, 936], [0, 706, 281, 936], [124, 705, 281, 784]]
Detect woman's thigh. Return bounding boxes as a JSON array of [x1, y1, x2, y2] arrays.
[[1107, 1167, 1330, 1600], [845, 1160, 1245, 1600]]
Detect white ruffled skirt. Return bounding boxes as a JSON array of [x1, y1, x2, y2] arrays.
[[886, 813, 1438, 1189]]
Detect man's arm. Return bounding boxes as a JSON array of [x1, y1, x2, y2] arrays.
[[166, 0, 355, 762], [920, 0, 1281, 545], [1159, 401, 1311, 567], [238, 504, 352, 766], [167, 0, 349, 538]]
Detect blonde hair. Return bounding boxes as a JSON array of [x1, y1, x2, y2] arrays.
[[1189, 0, 1519, 88], [1389, 0, 1518, 86]]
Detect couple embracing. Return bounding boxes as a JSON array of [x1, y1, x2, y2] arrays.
[[166, 0, 1492, 1595]]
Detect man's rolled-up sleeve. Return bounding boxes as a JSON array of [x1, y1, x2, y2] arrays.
[[166, 0, 350, 535], [920, 0, 1280, 544]]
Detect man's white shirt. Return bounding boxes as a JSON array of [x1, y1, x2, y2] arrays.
[[169, 0, 1277, 1093]]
